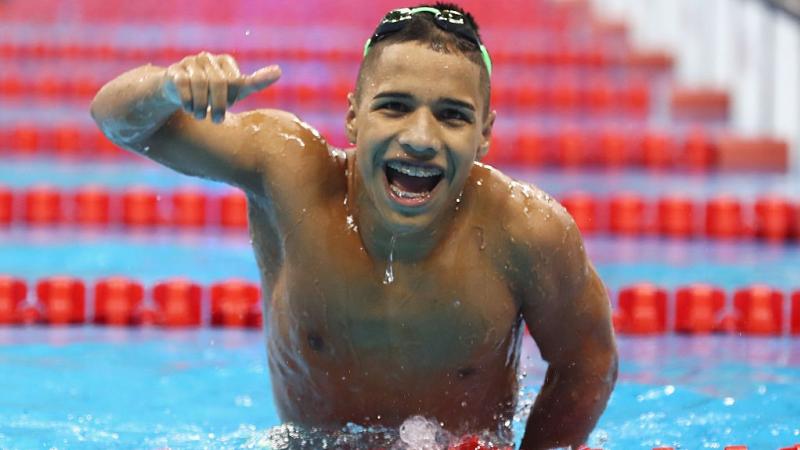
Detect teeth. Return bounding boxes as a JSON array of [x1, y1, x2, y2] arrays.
[[390, 184, 430, 199], [387, 160, 443, 178]]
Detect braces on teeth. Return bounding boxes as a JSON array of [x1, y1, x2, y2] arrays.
[[387, 161, 443, 178], [390, 184, 431, 199]]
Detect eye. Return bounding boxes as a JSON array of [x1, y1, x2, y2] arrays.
[[377, 101, 410, 114], [438, 108, 472, 124]]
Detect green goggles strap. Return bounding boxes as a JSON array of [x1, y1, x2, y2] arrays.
[[363, 7, 492, 76]]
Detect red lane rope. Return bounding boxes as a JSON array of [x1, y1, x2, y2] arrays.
[[1, 275, 799, 336], [0, 275, 262, 328], [0, 43, 674, 70], [1, 185, 798, 242], [0, 125, 789, 172]]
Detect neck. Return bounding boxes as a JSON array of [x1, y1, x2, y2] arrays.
[[346, 152, 463, 262]]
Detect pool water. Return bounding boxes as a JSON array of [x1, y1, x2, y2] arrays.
[[2, 157, 800, 449], [1, 327, 799, 449]]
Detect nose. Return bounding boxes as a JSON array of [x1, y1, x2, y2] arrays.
[[397, 109, 441, 160]]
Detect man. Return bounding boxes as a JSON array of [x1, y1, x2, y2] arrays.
[[91, 3, 617, 449]]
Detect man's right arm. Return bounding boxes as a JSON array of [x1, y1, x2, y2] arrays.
[[90, 52, 283, 193]]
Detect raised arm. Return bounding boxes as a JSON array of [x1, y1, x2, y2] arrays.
[[514, 203, 618, 450], [90, 52, 283, 192]]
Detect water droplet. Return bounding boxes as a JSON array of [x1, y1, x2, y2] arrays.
[[460, 401, 467, 407], [453, 299, 461, 308], [142, 146, 150, 153], [345, 215, 358, 232], [244, 29, 251, 36], [278, 132, 305, 148], [383, 236, 396, 284], [475, 227, 486, 250]]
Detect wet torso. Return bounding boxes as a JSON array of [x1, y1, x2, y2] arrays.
[[246, 134, 525, 434]]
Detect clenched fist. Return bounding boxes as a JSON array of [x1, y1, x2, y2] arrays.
[[162, 52, 281, 123]]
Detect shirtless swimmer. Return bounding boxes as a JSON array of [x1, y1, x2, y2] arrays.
[[90, 3, 618, 449]]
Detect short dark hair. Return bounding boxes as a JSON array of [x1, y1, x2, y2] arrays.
[[354, 2, 491, 115]]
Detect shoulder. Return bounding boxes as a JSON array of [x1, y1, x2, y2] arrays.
[[237, 108, 344, 179], [473, 164, 588, 291], [472, 163, 579, 254]]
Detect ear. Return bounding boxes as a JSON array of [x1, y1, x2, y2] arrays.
[[476, 110, 496, 161], [345, 92, 358, 145]]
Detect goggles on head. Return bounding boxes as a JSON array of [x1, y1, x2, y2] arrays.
[[363, 6, 492, 75]]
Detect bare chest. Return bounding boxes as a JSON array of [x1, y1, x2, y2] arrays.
[[268, 214, 521, 373]]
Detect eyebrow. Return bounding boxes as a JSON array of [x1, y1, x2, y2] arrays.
[[372, 91, 476, 112]]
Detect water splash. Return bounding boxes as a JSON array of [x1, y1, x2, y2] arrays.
[[383, 236, 396, 284], [398, 416, 450, 450]]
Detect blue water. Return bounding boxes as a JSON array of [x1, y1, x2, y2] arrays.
[[1, 329, 799, 449], [2, 156, 800, 448]]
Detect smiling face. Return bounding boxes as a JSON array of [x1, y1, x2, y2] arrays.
[[346, 41, 495, 234]]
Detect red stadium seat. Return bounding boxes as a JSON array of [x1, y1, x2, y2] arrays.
[[617, 283, 668, 334], [585, 77, 614, 115], [674, 284, 726, 334], [94, 277, 145, 326], [716, 136, 788, 172], [153, 279, 202, 327], [671, 87, 730, 121], [733, 285, 784, 335], [36, 276, 86, 325], [681, 128, 716, 171], [621, 79, 650, 117]]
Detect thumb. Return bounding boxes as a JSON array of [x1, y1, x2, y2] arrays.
[[237, 65, 282, 100]]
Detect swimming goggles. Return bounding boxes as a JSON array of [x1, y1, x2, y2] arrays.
[[363, 6, 492, 75]]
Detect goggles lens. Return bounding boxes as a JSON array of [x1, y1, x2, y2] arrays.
[[364, 7, 492, 75]]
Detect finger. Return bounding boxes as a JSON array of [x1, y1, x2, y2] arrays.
[[187, 60, 209, 120], [167, 64, 193, 112], [238, 65, 281, 100], [205, 57, 229, 124], [217, 54, 242, 106]]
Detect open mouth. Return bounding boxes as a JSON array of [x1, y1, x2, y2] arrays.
[[383, 159, 445, 207]]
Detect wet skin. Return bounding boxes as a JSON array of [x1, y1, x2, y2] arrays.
[[91, 42, 618, 448]]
